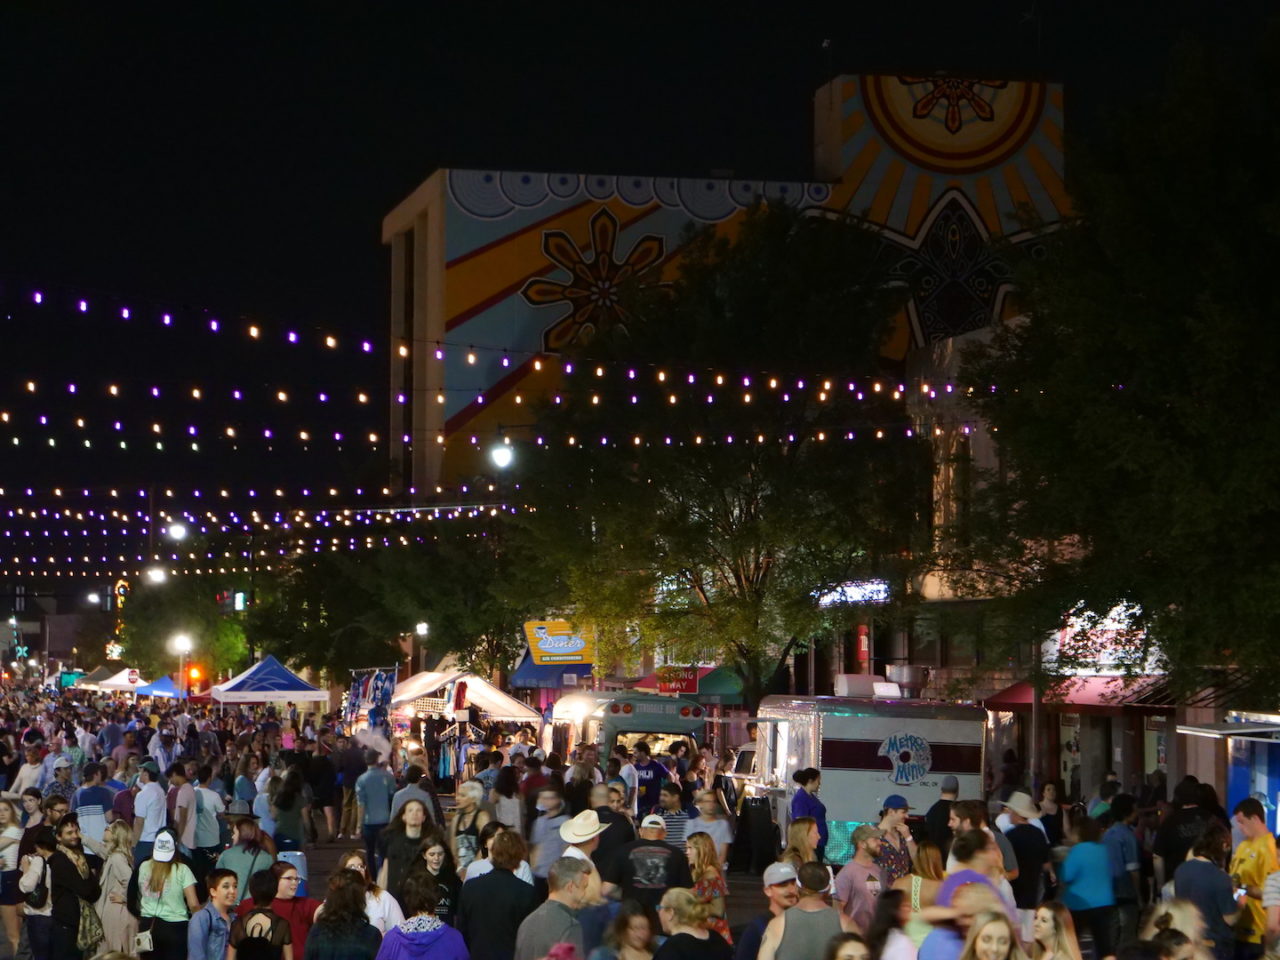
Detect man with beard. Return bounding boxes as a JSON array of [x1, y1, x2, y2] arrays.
[[47, 814, 101, 956], [734, 861, 801, 960]]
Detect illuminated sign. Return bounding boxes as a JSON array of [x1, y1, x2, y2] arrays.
[[523, 620, 595, 665], [816, 580, 890, 607]]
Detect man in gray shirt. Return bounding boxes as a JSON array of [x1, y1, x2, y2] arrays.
[[515, 857, 590, 960]]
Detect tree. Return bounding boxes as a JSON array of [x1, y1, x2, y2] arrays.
[[954, 38, 1280, 699], [119, 576, 247, 682], [248, 526, 539, 680], [513, 205, 935, 709]]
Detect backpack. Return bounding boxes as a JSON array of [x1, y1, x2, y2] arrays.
[[24, 857, 48, 909]]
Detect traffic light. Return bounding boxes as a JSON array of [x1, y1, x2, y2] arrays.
[[188, 666, 201, 682]]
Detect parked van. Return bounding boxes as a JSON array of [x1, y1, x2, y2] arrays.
[[753, 694, 986, 864]]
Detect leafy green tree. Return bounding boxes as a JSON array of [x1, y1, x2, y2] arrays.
[[955, 39, 1280, 698], [119, 577, 247, 682], [248, 527, 538, 680], [513, 205, 935, 709]]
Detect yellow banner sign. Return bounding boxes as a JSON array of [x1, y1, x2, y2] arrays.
[[524, 620, 595, 665]]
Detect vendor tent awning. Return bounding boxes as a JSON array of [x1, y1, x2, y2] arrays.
[[211, 655, 328, 703], [391, 670, 541, 723], [510, 652, 594, 689], [984, 675, 1169, 716], [135, 675, 185, 699], [98, 668, 148, 691], [73, 665, 115, 688]]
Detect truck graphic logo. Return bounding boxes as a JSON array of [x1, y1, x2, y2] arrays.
[[878, 733, 933, 785]]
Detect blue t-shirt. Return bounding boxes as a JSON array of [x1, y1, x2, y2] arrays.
[[632, 759, 668, 812], [920, 927, 964, 960], [73, 784, 115, 813], [355, 767, 396, 825], [1061, 841, 1116, 910], [1103, 822, 1141, 901], [1174, 858, 1237, 949]]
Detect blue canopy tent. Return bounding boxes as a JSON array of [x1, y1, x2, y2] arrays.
[[211, 655, 328, 704], [135, 675, 186, 699]]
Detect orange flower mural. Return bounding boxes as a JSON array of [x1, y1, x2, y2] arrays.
[[520, 207, 665, 351], [898, 77, 1009, 134]]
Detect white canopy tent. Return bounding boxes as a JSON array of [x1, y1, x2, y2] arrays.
[[96, 668, 148, 692], [391, 670, 540, 723]]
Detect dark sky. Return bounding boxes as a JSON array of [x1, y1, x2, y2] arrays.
[[1, 1, 1267, 338]]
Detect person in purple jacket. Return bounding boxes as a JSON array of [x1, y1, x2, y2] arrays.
[[790, 768, 828, 862], [373, 869, 468, 960]]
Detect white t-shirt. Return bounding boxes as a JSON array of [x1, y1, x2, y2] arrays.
[[0, 825, 21, 870], [193, 786, 225, 848], [135, 782, 167, 842], [366, 889, 405, 933], [689, 816, 733, 853], [619, 763, 640, 813], [463, 856, 535, 885], [174, 782, 197, 850]]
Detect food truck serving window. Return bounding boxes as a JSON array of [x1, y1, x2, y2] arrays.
[[615, 732, 696, 755]]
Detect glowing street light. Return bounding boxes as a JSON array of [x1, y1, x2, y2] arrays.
[[166, 523, 188, 541], [415, 622, 429, 638], [489, 444, 514, 469], [171, 634, 193, 699], [86, 592, 100, 605], [145, 567, 168, 584]]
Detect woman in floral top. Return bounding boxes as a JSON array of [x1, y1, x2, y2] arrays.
[[686, 831, 732, 944], [873, 794, 917, 887]]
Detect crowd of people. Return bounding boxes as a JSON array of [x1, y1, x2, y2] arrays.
[[737, 761, 1280, 960], [0, 680, 1275, 960]]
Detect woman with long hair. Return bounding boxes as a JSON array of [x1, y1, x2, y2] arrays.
[[779, 816, 819, 872], [1032, 902, 1084, 960], [216, 808, 277, 899], [235, 753, 262, 803], [303, 868, 381, 960], [894, 839, 946, 947], [1039, 782, 1069, 848], [376, 798, 430, 908], [234, 859, 322, 953], [372, 869, 467, 960], [446, 780, 489, 872], [0, 798, 22, 949], [135, 827, 200, 960], [405, 832, 460, 926], [490, 765, 524, 837], [681, 755, 707, 807], [588, 899, 659, 960], [271, 770, 307, 852], [654, 887, 731, 959], [867, 888, 917, 960], [686, 831, 731, 944], [321, 848, 404, 934], [1, 748, 42, 800], [565, 763, 595, 816], [790, 768, 828, 862], [255, 774, 282, 840], [227, 869, 293, 960], [95, 819, 138, 953], [958, 911, 1029, 960]]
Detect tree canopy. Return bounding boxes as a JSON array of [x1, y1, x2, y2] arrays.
[[513, 205, 936, 707], [955, 40, 1280, 699], [119, 576, 247, 683]]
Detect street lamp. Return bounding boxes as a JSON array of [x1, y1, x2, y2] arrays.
[[489, 444, 514, 469], [145, 567, 167, 584], [171, 633, 193, 699], [415, 622, 429, 638], [86, 592, 100, 605], [166, 523, 188, 541]]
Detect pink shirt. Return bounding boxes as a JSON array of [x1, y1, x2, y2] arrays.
[[834, 858, 884, 930]]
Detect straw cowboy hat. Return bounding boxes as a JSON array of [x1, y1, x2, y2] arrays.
[[1002, 791, 1042, 820], [560, 810, 610, 845]]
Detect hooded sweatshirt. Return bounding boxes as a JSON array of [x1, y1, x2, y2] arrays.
[[375, 914, 469, 960]]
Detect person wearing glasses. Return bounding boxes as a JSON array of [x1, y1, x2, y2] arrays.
[[235, 860, 321, 955]]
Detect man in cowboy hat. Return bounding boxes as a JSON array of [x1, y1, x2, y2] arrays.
[[1000, 791, 1051, 938], [559, 811, 612, 953]]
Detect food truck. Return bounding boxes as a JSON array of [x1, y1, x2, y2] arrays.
[[553, 691, 709, 756], [753, 693, 987, 864]]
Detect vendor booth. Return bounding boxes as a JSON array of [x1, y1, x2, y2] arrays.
[[135, 675, 186, 700], [96, 668, 148, 693], [211, 655, 329, 703], [73, 665, 115, 690]]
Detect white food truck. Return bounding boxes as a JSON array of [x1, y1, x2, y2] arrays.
[[754, 693, 987, 864]]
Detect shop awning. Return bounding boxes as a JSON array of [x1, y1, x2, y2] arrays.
[[984, 675, 1168, 716], [509, 652, 594, 689], [1177, 721, 1280, 742]]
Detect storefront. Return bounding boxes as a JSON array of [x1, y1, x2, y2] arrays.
[[985, 675, 1173, 802], [509, 650, 594, 711], [1178, 713, 1280, 834]]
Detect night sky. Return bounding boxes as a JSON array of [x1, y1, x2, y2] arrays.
[[0, 2, 1269, 580]]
